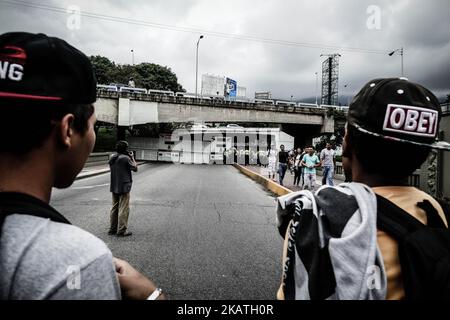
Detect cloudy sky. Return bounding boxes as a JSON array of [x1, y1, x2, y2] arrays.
[[1, 0, 449, 102]]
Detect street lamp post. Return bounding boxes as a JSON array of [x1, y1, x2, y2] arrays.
[[344, 84, 350, 106], [131, 49, 135, 65], [389, 47, 404, 76], [315, 72, 319, 106], [195, 35, 204, 99]]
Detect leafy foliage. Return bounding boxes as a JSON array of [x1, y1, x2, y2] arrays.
[[90, 56, 185, 92], [314, 126, 345, 152]]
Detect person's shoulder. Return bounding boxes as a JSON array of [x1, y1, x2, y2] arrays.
[[2, 215, 117, 299], [117, 154, 131, 162], [5, 215, 111, 263]]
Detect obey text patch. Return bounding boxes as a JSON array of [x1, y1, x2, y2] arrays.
[[383, 104, 438, 138]]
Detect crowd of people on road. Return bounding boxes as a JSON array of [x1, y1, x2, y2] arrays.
[[1, 32, 449, 301], [265, 142, 336, 190]]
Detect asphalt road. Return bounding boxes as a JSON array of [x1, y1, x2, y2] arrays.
[[51, 163, 283, 300]]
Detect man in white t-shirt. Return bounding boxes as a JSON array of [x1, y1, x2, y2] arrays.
[[320, 143, 336, 186]]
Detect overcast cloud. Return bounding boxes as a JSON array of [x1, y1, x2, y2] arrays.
[[1, 0, 449, 102]]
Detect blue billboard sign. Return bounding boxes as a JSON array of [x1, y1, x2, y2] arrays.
[[225, 78, 237, 97]]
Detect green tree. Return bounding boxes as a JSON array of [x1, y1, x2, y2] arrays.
[[110, 64, 144, 86], [134, 63, 184, 92], [90, 55, 185, 92], [446, 94, 450, 103], [314, 126, 345, 152], [90, 55, 116, 84]]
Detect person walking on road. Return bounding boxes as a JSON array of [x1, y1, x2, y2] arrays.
[[320, 142, 336, 186], [278, 145, 289, 186], [293, 148, 303, 187], [109, 141, 138, 237], [300, 147, 320, 191], [0, 32, 164, 300], [267, 146, 277, 181], [288, 149, 295, 175]]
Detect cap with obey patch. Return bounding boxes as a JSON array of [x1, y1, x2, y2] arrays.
[[347, 78, 450, 151], [0, 32, 96, 104]]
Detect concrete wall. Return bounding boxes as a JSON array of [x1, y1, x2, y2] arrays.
[[157, 102, 325, 125], [95, 97, 117, 124], [84, 152, 111, 167]]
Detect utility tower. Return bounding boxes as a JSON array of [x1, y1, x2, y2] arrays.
[[320, 54, 341, 106]]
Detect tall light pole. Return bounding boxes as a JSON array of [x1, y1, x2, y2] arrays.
[[195, 35, 204, 99], [315, 72, 319, 105], [344, 83, 350, 106], [389, 47, 404, 76], [131, 49, 135, 65]]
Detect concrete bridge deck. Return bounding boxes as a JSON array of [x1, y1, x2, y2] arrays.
[[94, 91, 345, 134]]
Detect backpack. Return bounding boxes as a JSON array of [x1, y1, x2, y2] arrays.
[[376, 195, 450, 300]]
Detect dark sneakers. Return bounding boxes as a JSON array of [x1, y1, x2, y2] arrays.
[[117, 231, 132, 237]]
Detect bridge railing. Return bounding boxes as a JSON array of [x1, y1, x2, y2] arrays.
[[442, 102, 450, 114], [96, 90, 349, 114], [96, 84, 349, 111]]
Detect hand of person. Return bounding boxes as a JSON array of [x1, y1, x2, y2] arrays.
[[114, 257, 166, 300]]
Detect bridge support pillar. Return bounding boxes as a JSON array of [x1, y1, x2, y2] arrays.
[[322, 113, 335, 134], [279, 124, 323, 150], [117, 126, 126, 141]]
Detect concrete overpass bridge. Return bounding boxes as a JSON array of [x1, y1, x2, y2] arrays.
[[94, 91, 348, 147]]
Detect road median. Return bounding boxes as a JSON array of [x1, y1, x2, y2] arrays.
[[233, 163, 292, 197], [75, 162, 147, 181]]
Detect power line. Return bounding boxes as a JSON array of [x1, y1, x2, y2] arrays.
[[1, 0, 390, 55]]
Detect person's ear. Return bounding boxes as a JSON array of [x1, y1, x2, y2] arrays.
[[58, 114, 75, 149], [342, 127, 352, 158]]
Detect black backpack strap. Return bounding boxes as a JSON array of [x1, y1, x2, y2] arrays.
[[0, 192, 70, 238], [0, 214, 6, 236], [376, 195, 448, 241], [417, 200, 447, 228], [376, 195, 426, 241]]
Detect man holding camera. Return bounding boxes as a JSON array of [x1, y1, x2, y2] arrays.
[[109, 141, 138, 237]]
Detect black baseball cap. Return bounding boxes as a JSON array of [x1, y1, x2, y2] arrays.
[[0, 32, 96, 104], [347, 78, 450, 151]]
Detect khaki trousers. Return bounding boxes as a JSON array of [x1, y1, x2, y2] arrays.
[[109, 193, 130, 234]]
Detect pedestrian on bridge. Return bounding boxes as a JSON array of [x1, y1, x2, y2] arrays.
[[109, 141, 138, 237]]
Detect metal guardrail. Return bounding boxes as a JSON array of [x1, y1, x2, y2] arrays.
[[96, 91, 348, 115], [442, 102, 450, 114], [84, 152, 111, 168]]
